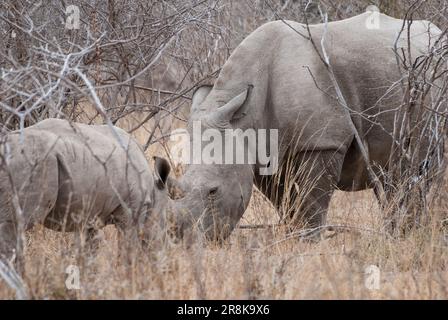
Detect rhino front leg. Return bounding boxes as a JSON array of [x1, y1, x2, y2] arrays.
[[285, 149, 345, 239]]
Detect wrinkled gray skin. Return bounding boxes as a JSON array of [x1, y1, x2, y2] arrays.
[[170, 13, 443, 240], [0, 119, 171, 264]]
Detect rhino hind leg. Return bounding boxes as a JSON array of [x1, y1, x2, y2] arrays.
[[83, 227, 101, 258], [284, 149, 346, 239]]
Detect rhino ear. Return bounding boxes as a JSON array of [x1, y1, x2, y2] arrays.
[[212, 86, 251, 122], [154, 156, 171, 189], [191, 85, 213, 112]]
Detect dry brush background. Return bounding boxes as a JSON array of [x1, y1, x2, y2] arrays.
[[1, 0, 448, 299]]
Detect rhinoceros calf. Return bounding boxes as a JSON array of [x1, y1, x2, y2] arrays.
[[169, 12, 445, 240], [0, 118, 171, 263]]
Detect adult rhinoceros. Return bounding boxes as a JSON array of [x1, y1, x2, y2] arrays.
[[169, 12, 445, 240], [0, 118, 171, 265]]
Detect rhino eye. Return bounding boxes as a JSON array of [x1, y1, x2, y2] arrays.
[[208, 186, 218, 196]]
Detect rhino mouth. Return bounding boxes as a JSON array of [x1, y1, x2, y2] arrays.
[[165, 171, 249, 240], [166, 181, 226, 240]]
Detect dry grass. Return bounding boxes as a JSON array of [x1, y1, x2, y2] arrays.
[[1, 0, 448, 300], [1, 178, 447, 299]]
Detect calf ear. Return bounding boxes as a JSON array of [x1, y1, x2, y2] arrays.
[[191, 85, 213, 113], [154, 156, 171, 189]]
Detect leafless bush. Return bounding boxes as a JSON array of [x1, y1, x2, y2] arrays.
[[383, 5, 448, 233], [0, 1, 230, 137]]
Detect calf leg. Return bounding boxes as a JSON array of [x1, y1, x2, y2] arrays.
[[106, 207, 135, 265], [112, 206, 160, 264], [115, 225, 138, 268]]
